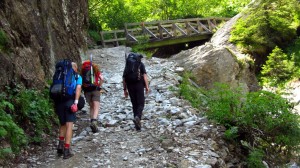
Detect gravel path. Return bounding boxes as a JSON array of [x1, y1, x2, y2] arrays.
[[19, 46, 242, 168]]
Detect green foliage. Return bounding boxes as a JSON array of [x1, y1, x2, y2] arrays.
[[2, 85, 57, 148], [224, 126, 239, 140], [178, 72, 207, 108], [260, 46, 295, 87], [230, 0, 300, 55], [13, 88, 56, 143], [177, 80, 300, 165], [88, 30, 101, 42], [206, 84, 300, 164], [0, 94, 27, 158], [89, 0, 251, 31], [0, 29, 8, 51], [247, 149, 265, 168], [286, 37, 300, 78]]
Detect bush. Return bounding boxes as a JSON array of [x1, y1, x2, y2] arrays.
[[260, 46, 295, 87], [230, 0, 299, 56], [0, 95, 27, 158], [88, 30, 101, 43], [206, 84, 300, 165], [177, 80, 300, 166], [3, 85, 57, 146]]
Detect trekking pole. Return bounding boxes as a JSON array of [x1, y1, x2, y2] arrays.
[[90, 53, 94, 84]]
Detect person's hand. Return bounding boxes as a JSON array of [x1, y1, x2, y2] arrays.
[[124, 90, 128, 98], [71, 104, 78, 113], [145, 87, 150, 95]]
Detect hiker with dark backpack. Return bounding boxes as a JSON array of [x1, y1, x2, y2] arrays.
[[81, 59, 104, 133], [50, 60, 83, 159], [123, 52, 149, 131]]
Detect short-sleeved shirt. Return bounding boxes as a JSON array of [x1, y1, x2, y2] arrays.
[[122, 62, 147, 80], [76, 74, 82, 85]]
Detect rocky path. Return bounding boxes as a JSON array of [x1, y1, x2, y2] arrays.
[[22, 46, 239, 168]]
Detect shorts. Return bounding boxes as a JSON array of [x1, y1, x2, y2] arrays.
[[55, 99, 76, 125], [84, 90, 100, 102]]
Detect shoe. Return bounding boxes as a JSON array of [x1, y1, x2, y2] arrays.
[[57, 140, 64, 156], [90, 121, 99, 133], [133, 116, 141, 131], [63, 148, 74, 159]]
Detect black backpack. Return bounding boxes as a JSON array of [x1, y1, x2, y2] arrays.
[[50, 59, 78, 100], [124, 53, 143, 83]]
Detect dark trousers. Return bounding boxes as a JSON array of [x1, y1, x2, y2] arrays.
[[127, 82, 145, 119]]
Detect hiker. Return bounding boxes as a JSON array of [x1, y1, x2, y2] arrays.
[[81, 60, 104, 133], [123, 53, 149, 131], [52, 61, 83, 159]]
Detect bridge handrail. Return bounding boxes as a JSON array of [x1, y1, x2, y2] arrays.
[[100, 17, 230, 47]]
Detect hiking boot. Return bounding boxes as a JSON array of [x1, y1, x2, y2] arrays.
[[90, 121, 99, 133], [63, 148, 74, 159], [57, 140, 64, 156], [133, 116, 141, 131]]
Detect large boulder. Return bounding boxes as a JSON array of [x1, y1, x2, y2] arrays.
[[0, 0, 88, 90], [171, 14, 259, 92]]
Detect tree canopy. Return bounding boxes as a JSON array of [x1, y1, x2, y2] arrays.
[[88, 0, 251, 31]]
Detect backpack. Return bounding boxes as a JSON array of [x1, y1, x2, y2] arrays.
[[124, 52, 143, 83], [81, 61, 101, 91], [50, 59, 78, 100]]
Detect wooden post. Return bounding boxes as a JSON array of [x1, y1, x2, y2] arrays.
[[172, 23, 177, 37], [100, 31, 105, 48], [185, 21, 190, 35], [114, 32, 119, 46], [197, 20, 203, 34], [207, 19, 212, 32], [124, 23, 128, 45], [158, 22, 163, 39]]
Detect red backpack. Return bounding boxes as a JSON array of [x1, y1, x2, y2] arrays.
[[81, 61, 101, 91]]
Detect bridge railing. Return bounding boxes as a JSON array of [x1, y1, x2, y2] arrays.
[[100, 17, 230, 47]]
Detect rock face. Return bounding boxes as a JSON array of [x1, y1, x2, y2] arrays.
[[171, 14, 259, 92], [0, 0, 88, 89]]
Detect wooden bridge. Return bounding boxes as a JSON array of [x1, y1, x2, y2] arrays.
[[100, 17, 230, 48]]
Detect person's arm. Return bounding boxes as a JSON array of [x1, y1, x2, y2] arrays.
[[74, 85, 82, 102], [143, 74, 149, 94], [99, 72, 104, 86], [123, 78, 128, 98], [71, 79, 82, 112]]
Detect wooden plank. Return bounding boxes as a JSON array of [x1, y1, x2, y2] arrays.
[[174, 24, 187, 35], [143, 27, 158, 39], [160, 25, 173, 37], [143, 34, 212, 48], [103, 37, 126, 43], [198, 22, 211, 33], [126, 34, 138, 42], [126, 17, 229, 27], [187, 23, 200, 34]]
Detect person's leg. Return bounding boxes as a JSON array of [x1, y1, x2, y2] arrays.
[[63, 100, 76, 159], [127, 83, 142, 130], [90, 90, 100, 133], [127, 84, 138, 117], [135, 83, 145, 119], [55, 102, 66, 155], [91, 100, 100, 119], [57, 125, 66, 155]]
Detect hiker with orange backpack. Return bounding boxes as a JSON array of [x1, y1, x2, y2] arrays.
[[81, 56, 104, 133]]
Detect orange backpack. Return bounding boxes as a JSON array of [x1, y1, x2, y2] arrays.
[[81, 61, 101, 91]]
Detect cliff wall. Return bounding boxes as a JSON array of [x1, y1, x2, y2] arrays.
[[0, 0, 88, 89]]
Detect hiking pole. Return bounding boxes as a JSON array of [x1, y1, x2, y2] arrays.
[[90, 53, 94, 84]]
